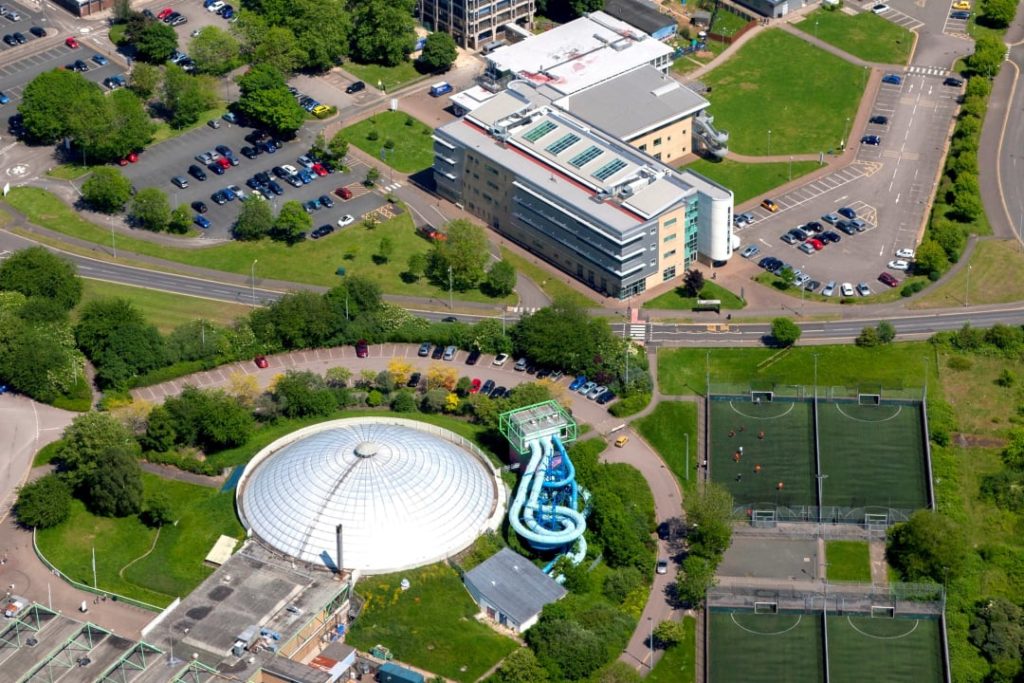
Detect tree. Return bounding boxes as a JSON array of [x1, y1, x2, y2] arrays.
[[349, 0, 417, 67], [134, 19, 179, 63], [140, 405, 177, 452], [252, 25, 306, 74], [527, 612, 608, 680], [290, 0, 352, 71], [237, 64, 305, 135], [602, 566, 643, 604], [130, 187, 171, 232], [685, 482, 734, 560], [886, 510, 968, 582], [162, 65, 219, 128], [18, 70, 101, 143], [406, 252, 427, 280], [492, 647, 549, 683], [913, 240, 948, 276], [769, 317, 801, 347], [141, 494, 175, 527], [56, 412, 138, 488], [0, 247, 82, 309], [328, 132, 350, 164], [877, 320, 896, 343], [270, 200, 312, 244], [376, 236, 394, 263], [969, 598, 1024, 680], [682, 268, 705, 297], [653, 620, 688, 648], [82, 168, 133, 213], [967, 34, 1006, 77], [188, 26, 240, 75], [855, 325, 881, 348], [272, 371, 336, 417], [591, 662, 643, 683], [428, 219, 490, 290], [778, 266, 796, 289], [163, 386, 254, 451], [15, 474, 72, 529], [325, 276, 383, 318], [84, 447, 143, 517], [426, 363, 458, 390], [676, 555, 717, 607], [485, 260, 517, 297], [75, 298, 166, 388], [168, 205, 192, 234], [233, 196, 275, 241], [364, 166, 380, 186], [67, 89, 155, 164], [511, 298, 618, 376], [952, 176, 983, 221], [0, 322, 82, 402], [129, 62, 162, 100], [417, 32, 458, 73]]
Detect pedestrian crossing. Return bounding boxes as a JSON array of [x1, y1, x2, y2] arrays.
[[507, 306, 541, 315], [906, 65, 951, 77], [381, 182, 403, 192], [629, 324, 647, 343]]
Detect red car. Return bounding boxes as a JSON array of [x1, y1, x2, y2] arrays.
[[878, 272, 899, 288], [65, 37, 79, 48], [355, 340, 369, 358], [157, 7, 174, 19], [216, 157, 231, 169], [808, 238, 824, 251], [254, 355, 269, 369], [469, 378, 482, 394], [312, 163, 328, 177], [118, 151, 139, 166], [334, 186, 353, 200]]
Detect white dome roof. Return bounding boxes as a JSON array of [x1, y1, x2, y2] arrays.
[[237, 418, 502, 573]]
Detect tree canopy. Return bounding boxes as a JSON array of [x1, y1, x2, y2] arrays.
[[237, 65, 305, 135], [188, 26, 241, 75], [82, 168, 134, 213], [56, 412, 139, 489], [162, 386, 254, 452], [18, 70, 100, 143], [130, 187, 172, 232], [162, 65, 219, 129], [417, 32, 458, 73], [75, 298, 167, 388], [15, 474, 72, 529], [349, 0, 417, 67], [886, 510, 968, 582], [233, 196, 275, 241], [427, 220, 489, 290], [83, 447, 144, 517], [0, 247, 82, 310], [770, 317, 801, 347], [131, 18, 179, 63]]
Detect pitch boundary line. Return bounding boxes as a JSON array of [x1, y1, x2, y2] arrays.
[[728, 401, 796, 420], [833, 403, 903, 423], [729, 612, 804, 636], [845, 616, 919, 640]]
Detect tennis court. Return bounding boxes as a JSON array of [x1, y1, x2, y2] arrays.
[[709, 610, 945, 683], [828, 615, 944, 683], [708, 610, 823, 683], [708, 399, 815, 510], [817, 401, 929, 510]]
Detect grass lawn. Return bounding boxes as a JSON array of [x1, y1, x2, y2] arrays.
[[710, 9, 752, 36], [78, 279, 252, 333], [657, 342, 940, 396], [3, 187, 510, 304], [346, 563, 517, 682], [500, 247, 595, 309], [644, 280, 746, 311], [648, 617, 697, 683], [795, 9, 913, 65], [911, 240, 1024, 309], [335, 111, 435, 174], [937, 350, 1024, 435], [634, 401, 698, 491], [344, 61, 424, 93], [109, 23, 126, 45], [825, 540, 871, 582], [685, 157, 822, 205], [703, 30, 865, 155], [46, 164, 99, 181], [36, 473, 243, 607]]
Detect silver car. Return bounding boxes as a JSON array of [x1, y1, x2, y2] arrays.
[[443, 345, 457, 361], [578, 381, 597, 395], [822, 281, 836, 297], [587, 385, 607, 400]]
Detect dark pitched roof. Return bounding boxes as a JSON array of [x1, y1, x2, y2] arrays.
[[463, 548, 567, 624], [602, 0, 677, 35]]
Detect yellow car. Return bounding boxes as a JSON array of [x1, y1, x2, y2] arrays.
[[614, 435, 630, 448], [311, 104, 331, 117], [760, 198, 780, 213], [952, 1, 971, 9]]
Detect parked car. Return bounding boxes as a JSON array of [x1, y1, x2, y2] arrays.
[[895, 248, 915, 259], [310, 224, 334, 239], [596, 390, 615, 405], [943, 77, 964, 87], [171, 175, 189, 189], [822, 281, 836, 297], [841, 282, 855, 297], [514, 358, 528, 371], [569, 375, 587, 391], [734, 212, 755, 228], [418, 342, 431, 357], [194, 214, 211, 229], [335, 186, 353, 200], [493, 353, 509, 366], [91, 54, 109, 66], [587, 385, 607, 400], [871, 3, 889, 13], [822, 213, 840, 225], [950, 10, 971, 19], [799, 242, 815, 255], [443, 345, 457, 361], [856, 282, 872, 296], [188, 164, 207, 181], [882, 73, 902, 85], [741, 244, 760, 258], [760, 198, 779, 213], [656, 559, 669, 575], [431, 345, 445, 360], [578, 381, 597, 395], [346, 80, 366, 94], [355, 340, 369, 358], [337, 214, 355, 227], [838, 207, 857, 220], [878, 272, 899, 288], [466, 349, 481, 365], [191, 200, 208, 213], [318, 194, 334, 209], [869, 115, 889, 125], [860, 134, 881, 145], [29, 26, 45, 37], [254, 355, 269, 369]]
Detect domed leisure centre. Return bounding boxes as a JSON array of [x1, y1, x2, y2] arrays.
[[236, 417, 506, 574]]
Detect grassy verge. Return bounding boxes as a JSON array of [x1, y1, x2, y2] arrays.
[[703, 29, 865, 155], [657, 343, 939, 396], [33, 441, 63, 467], [46, 164, 99, 181], [937, 349, 1023, 435], [648, 616, 697, 683], [911, 240, 1024, 309], [344, 61, 424, 93], [634, 401, 698, 492], [151, 105, 228, 145], [684, 158, 821, 205], [2, 187, 509, 304], [644, 281, 746, 311], [346, 563, 517, 682], [500, 247, 595, 308], [78, 279, 252, 333], [671, 39, 728, 76], [825, 540, 871, 582], [335, 111, 435, 174], [36, 473, 243, 607], [753, 271, 929, 305], [109, 23, 126, 45], [794, 9, 913, 64]]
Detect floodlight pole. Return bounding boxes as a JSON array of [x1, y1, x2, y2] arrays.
[[965, 264, 971, 307], [448, 265, 454, 310], [685, 432, 690, 481], [250, 259, 258, 308], [648, 616, 653, 669]]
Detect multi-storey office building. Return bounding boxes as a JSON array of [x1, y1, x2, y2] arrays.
[[433, 89, 734, 299], [417, 0, 535, 49]]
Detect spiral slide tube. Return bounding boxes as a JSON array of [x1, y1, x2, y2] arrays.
[[508, 435, 587, 556]]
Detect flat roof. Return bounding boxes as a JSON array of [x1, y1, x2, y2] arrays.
[[556, 66, 709, 139], [602, 0, 678, 35], [486, 11, 673, 96], [205, 535, 238, 566]]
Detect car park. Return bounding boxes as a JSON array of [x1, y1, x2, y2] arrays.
[[861, 135, 881, 145], [345, 81, 366, 94], [887, 259, 909, 271], [882, 73, 902, 85], [878, 272, 899, 288], [760, 198, 779, 212], [856, 282, 872, 296], [740, 244, 760, 258], [798, 242, 815, 254], [943, 77, 964, 87], [822, 281, 836, 297], [841, 282, 855, 296], [871, 3, 889, 13], [895, 248, 915, 259], [443, 345, 457, 361], [869, 115, 889, 125], [337, 214, 355, 227]]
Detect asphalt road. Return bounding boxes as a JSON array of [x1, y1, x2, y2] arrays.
[[993, 42, 1024, 241]]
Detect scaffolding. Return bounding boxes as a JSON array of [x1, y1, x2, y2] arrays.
[[498, 400, 577, 455]]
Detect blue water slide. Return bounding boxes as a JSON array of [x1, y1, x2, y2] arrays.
[[507, 435, 587, 553]]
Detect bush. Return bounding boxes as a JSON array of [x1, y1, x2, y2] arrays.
[[901, 281, 926, 297], [140, 493, 174, 527], [608, 392, 651, 417], [769, 317, 801, 347], [15, 474, 72, 529]]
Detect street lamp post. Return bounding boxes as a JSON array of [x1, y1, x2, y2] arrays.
[[789, 156, 793, 182], [250, 259, 258, 308], [685, 432, 690, 481], [767, 129, 772, 156], [448, 265, 454, 310], [109, 215, 116, 259], [648, 616, 654, 670], [965, 264, 972, 307]]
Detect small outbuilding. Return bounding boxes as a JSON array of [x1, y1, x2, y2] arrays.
[[603, 0, 679, 41], [463, 548, 567, 633]]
